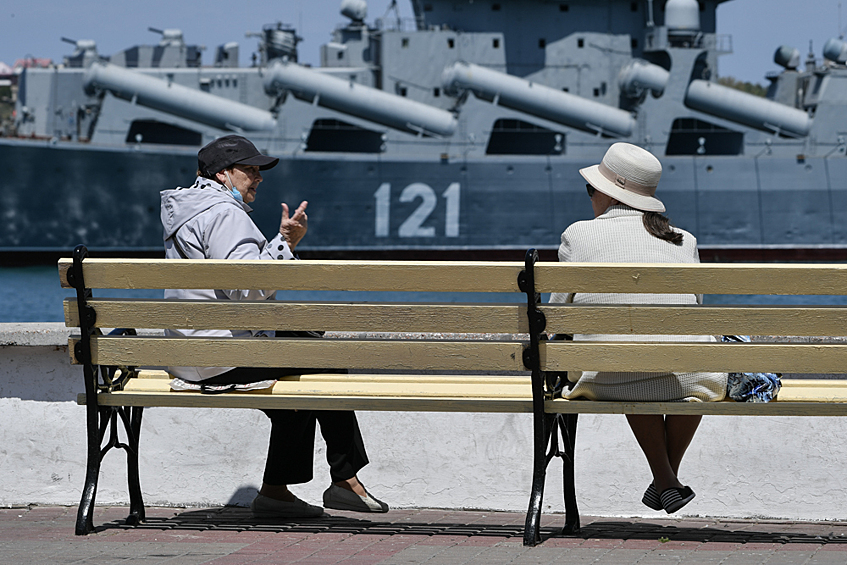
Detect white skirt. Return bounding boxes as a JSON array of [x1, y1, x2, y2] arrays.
[[563, 334, 727, 403]]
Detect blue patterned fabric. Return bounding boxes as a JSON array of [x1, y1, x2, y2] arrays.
[[722, 335, 782, 402]]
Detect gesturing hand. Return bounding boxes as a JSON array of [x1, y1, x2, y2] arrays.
[[280, 200, 308, 251]]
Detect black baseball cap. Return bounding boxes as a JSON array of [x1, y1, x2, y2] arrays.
[[197, 135, 279, 176]]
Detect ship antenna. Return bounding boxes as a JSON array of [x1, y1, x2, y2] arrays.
[[806, 39, 816, 72], [383, 0, 401, 29]]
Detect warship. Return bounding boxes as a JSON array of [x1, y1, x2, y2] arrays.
[[3, 0, 845, 260]]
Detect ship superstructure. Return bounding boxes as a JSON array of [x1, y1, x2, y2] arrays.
[[4, 0, 845, 257]]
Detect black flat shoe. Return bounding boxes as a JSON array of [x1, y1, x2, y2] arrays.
[[322, 484, 389, 513]]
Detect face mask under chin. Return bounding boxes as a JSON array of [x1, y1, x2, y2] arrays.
[[225, 171, 243, 202]]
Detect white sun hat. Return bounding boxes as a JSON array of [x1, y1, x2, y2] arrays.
[[580, 142, 665, 213]]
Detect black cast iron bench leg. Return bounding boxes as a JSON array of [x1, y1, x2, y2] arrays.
[[75, 402, 147, 534], [523, 412, 582, 545], [523, 411, 554, 545], [75, 365, 104, 535], [123, 406, 146, 526], [561, 413, 580, 534]]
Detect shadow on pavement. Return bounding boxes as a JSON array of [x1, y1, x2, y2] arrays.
[[92, 506, 847, 546]]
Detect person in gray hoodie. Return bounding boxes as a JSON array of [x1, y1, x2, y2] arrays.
[[160, 135, 388, 518]]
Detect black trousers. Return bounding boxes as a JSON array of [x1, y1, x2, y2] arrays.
[[203, 365, 369, 486]]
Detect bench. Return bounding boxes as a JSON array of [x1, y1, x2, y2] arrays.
[[60, 246, 847, 545], [59, 245, 539, 538]]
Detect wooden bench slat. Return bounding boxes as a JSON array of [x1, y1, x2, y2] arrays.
[[545, 398, 847, 416], [773, 379, 847, 402], [64, 298, 528, 334], [61, 259, 847, 295], [278, 374, 532, 385], [540, 342, 847, 374], [131, 369, 531, 385], [83, 384, 847, 415], [542, 304, 847, 336], [82, 391, 534, 413], [83, 389, 847, 415], [534, 262, 847, 295], [72, 336, 528, 372], [67, 298, 847, 338], [121, 374, 532, 398], [779, 379, 847, 389], [58, 259, 525, 292], [136, 369, 171, 379], [124, 373, 531, 388], [123, 372, 846, 402], [81, 371, 534, 411]]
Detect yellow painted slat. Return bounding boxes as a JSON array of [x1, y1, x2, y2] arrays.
[[544, 398, 847, 416], [72, 336, 528, 372], [775, 387, 847, 402], [278, 382, 530, 398], [779, 379, 847, 389], [136, 370, 170, 379], [57, 261, 72, 289], [129, 370, 531, 385], [540, 342, 847, 374], [63, 298, 74, 326], [81, 391, 534, 413], [534, 262, 847, 295], [64, 298, 528, 334], [123, 377, 531, 399], [67, 299, 847, 337], [280, 374, 531, 384], [57, 258, 525, 292], [541, 304, 847, 336], [60, 258, 847, 295], [80, 385, 847, 415], [120, 374, 847, 397]]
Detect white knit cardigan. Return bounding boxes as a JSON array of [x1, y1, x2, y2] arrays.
[[549, 205, 727, 402]]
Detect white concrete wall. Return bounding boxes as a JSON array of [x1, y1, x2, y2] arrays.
[[2, 322, 846, 521]]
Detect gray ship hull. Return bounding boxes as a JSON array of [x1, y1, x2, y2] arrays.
[[3, 138, 846, 258]]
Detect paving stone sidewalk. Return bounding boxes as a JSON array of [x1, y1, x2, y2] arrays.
[[1, 505, 846, 564]]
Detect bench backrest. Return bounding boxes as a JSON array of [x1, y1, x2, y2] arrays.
[[532, 261, 847, 376], [59, 251, 534, 375]]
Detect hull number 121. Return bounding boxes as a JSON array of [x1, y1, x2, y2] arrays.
[[374, 182, 460, 238]]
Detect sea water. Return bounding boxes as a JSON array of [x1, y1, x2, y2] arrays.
[[0, 266, 528, 322], [3, 265, 97, 322], [3, 265, 847, 323]]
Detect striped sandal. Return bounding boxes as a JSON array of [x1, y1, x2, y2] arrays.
[[660, 486, 696, 514], [642, 483, 663, 511]]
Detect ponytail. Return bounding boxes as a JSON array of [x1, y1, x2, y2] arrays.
[[643, 211, 683, 245]]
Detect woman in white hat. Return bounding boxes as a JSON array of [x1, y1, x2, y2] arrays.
[[549, 142, 727, 515]]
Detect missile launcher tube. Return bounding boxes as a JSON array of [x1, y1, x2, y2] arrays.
[[616, 61, 811, 136], [618, 59, 670, 97], [441, 61, 635, 138], [84, 63, 277, 132], [685, 79, 811, 137], [263, 61, 457, 137]]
